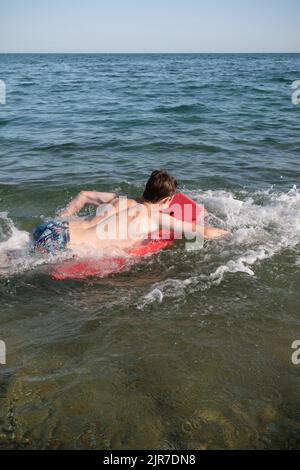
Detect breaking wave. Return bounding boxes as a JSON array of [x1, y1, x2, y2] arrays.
[[1, 186, 300, 295], [139, 185, 300, 308]]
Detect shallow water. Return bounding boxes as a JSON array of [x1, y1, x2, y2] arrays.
[[0, 54, 300, 449]]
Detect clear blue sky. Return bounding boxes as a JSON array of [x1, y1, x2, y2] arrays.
[[0, 0, 299, 53]]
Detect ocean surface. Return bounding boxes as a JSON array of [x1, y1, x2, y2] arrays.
[[0, 53, 300, 449]]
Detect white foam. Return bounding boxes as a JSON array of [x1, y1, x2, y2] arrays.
[[139, 287, 164, 308], [0, 212, 30, 251], [139, 185, 300, 307]]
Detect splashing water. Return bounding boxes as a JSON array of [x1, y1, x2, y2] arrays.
[[1, 186, 299, 284], [0, 213, 72, 276], [139, 186, 300, 307]]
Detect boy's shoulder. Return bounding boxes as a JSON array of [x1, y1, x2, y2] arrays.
[[122, 196, 141, 207]]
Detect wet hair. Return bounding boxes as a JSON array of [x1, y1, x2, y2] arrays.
[[142, 169, 178, 203]]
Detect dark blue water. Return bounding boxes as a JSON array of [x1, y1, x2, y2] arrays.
[[0, 54, 300, 449]]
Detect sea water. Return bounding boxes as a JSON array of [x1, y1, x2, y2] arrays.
[[0, 53, 299, 449]]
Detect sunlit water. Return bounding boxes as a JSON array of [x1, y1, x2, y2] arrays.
[[0, 54, 300, 449]]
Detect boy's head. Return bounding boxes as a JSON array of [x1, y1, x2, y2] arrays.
[[143, 169, 178, 205]]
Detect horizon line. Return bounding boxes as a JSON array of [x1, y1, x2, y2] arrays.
[[1, 51, 300, 55]]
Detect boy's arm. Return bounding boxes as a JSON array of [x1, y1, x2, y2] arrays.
[[58, 191, 117, 218], [203, 225, 230, 239], [158, 212, 229, 240]]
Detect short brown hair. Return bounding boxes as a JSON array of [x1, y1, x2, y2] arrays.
[[143, 169, 178, 203]]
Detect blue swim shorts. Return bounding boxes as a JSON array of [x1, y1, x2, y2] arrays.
[[32, 220, 70, 254]]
